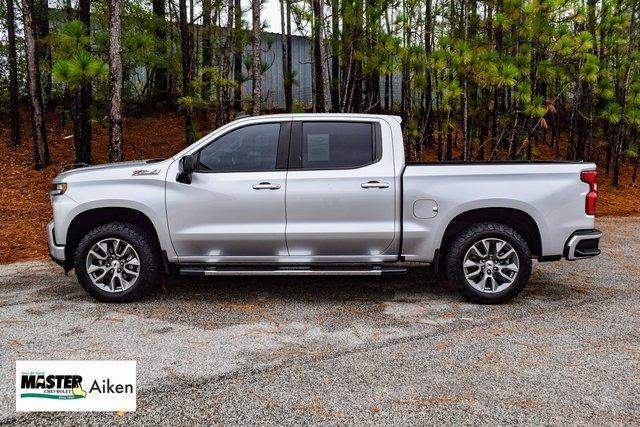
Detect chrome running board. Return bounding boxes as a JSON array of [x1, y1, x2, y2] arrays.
[[180, 265, 407, 276]]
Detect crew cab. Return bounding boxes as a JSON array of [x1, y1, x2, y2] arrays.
[[47, 114, 602, 303]]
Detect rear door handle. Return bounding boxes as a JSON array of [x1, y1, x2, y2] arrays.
[[361, 181, 390, 189], [252, 182, 281, 190]]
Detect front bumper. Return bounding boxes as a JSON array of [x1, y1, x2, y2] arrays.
[[47, 220, 66, 266], [564, 229, 602, 260]]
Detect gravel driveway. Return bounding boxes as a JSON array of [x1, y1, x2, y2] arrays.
[[1, 216, 639, 425]]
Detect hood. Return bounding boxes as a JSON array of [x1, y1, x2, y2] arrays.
[[54, 159, 165, 182]]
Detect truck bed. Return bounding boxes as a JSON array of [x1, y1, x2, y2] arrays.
[[406, 160, 589, 165], [400, 161, 597, 262]]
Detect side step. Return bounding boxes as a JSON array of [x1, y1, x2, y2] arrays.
[[180, 265, 407, 277]]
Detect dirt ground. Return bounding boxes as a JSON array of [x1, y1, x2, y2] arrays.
[[1, 111, 639, 264]]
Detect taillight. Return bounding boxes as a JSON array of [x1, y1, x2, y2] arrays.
[[581, 170, 597, 215]]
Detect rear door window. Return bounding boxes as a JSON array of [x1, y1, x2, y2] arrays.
[[300, 122, 375, 169]]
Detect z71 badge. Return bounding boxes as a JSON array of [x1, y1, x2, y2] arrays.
[[132, 169, 160, 176]]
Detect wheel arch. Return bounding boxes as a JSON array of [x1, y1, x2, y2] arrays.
[[64, 207, 163, 270], [439, 207, 542, 260]]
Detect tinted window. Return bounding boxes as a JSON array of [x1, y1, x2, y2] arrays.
[[301, 122, 374, 168], [198, 123, 281, 171]]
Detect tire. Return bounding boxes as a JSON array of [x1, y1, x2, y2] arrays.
[[446, 222, 532, 304], [74, 222, 159, 302]]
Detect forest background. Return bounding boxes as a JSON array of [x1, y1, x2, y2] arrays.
[[1, 0, 639, 263]]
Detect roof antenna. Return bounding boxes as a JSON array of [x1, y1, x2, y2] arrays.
[[235, 111, 250, 120]]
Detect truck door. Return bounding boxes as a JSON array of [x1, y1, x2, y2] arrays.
[[166, 121, 290, 263], [285, 120, 397, 260]]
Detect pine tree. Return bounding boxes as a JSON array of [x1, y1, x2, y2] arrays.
[[5, 0, 21, 147], [312, 0, 330, 112], [107, 0, 124, 162], [151, 0, 169, 102], [22, 0, 50, 169], [179, 0, 195, 144], [251, 0, 262, 115], [77, 0, 92, 164]]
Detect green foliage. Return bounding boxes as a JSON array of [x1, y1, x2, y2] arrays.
[[626, 108, 640, 130], [52, 21, 106, 90], [596, 77, 616, 101], [496, 63, 519, 88], [56, 20, 90, 53], [627, 144, 638, 161], [580, 58, 599, 84], [9, 0, 640, 171], [601, 103, 623, 125]]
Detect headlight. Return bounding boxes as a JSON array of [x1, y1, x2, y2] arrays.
[[51, 182, 68, 196]]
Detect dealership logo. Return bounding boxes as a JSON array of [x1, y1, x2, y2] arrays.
[[16, 361, 136, 412], [20, 373, 87, 400]]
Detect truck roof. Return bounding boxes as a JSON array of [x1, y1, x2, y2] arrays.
[[233, 113, 402, 123]]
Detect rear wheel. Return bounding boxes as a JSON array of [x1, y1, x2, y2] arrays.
[[74, 222, 159, 302], [446, 222, 532, 304]]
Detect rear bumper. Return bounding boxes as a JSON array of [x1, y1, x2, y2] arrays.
[[564, 229, 602, 260], [47, 220, 66, 266]]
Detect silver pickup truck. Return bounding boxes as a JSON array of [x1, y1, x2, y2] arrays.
[[48, 114, 602, 303]]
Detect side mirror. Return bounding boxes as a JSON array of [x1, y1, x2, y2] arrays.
[[177, 154, 197, 184]]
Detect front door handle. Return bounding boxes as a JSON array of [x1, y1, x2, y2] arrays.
[[361, 180, 390, 189], [252, 182, 281, 190]]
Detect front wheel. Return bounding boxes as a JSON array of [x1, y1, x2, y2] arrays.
[[74, 222, 159, 302], [446, 222, 532, 304]]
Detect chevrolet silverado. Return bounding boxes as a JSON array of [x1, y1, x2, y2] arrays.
[[48, 114, 602, 303]]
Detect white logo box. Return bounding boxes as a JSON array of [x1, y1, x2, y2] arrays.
[[16, 360, 136, 412]]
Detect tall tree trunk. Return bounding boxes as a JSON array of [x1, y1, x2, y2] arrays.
[[35, 0, 51, 103], [330, 0, 340, 111], [384, 9, 392, 112], [233, 0, 242, 112], [587, 0, 598, 58], [76, 0, 92, 164], [423, 0, 433, 149], [364, 1, 380, 113], [461, 0, 469, 160], [350, 0, 363, 112], [6, 0, 21, 146], [612, 2, 637, 187], [490, 0, 503, 159], [285, 0, 293, 112], [251, 0, 262, 115], [612, 79, 631, 187], [220, 0, 234, 122], [107, 0, 124, 162], [152, 0, 168, 101], [179, 0, 195, 144], [201, 0, 212, 100], [22, 0, 50, 169], [400, 0, 410, 123], [280, 0, 288, 111], [339, 0, 352, 112], [444, 0, 455, 160], [312, 0, 330, 112]]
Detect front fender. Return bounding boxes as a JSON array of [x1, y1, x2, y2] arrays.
[[53, 177, 177, 261]]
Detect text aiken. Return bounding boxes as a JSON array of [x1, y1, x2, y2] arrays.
[[90, 379, 134, 394]]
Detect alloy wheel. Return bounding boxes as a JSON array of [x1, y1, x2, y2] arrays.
[[85, 238, 141, 293], [462, 238, 520, 293]]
